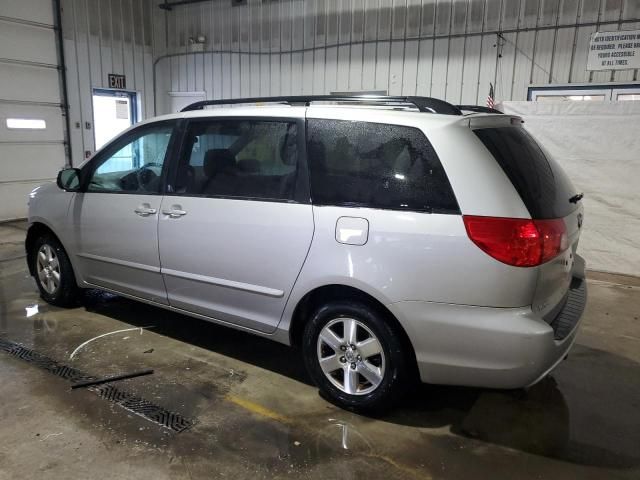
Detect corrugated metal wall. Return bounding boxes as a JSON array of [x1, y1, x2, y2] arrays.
[[59, 1, 640, 137], [154, 0, 640, 113], [60, 0, 158, 162]]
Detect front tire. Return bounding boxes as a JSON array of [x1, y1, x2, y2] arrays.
[[32, 234, 79, 307], [302, 301, 409, 412]]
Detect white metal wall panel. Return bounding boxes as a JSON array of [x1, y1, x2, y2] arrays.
[[0, 66, 60, 103], [484, 0, 502, 31], [477, 34, 497, 103], [552, 28, 576, 84], [614, 21, 640, 82], [0, 144, 66, 184], [0, 0, 64, 221], [0, 105, 63, 143], [0, 0, 55, 25], [430, 38, 448, 99], [460, 35, 481, 104], [60, 0, 156, 166], [62, 36, 84, 165], [66, 0, 92, 165], [572, 25, 598, 83], [0, 22, 58, 64], [324, 46, 338, 93], [511, 31, 536, 100], [496, 32, 517, 101], [151, 0, 640, 112], [402, 39, 419, 95], [389, 42, 405, 96], [531, 27, 555, 84], [446, 37, 465, 102], [374, 41, 390, 93]]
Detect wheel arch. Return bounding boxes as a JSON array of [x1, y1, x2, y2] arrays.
[[25, 222, 72, 277], [288, 284, 419, 378]]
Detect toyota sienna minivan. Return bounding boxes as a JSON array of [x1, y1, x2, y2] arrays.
[[26, 95, 586, 411]]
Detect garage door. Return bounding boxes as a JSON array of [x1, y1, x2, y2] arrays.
[[0, 0, 66, 221]]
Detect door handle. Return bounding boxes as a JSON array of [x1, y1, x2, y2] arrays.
[[162, 208, 187, 218], [134, 205, 157, 216]]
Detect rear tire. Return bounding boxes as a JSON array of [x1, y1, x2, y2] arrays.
[[302, 301, 409, 413], [31, 234, 79, 307]]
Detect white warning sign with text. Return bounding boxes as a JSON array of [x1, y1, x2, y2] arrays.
[[587, 30, 640, 71]]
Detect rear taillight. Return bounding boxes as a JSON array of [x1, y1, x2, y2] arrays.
[[463, 215, 568, 267]]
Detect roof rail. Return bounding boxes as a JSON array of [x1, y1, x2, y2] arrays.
[[457, 105, 504, 114], [181, 95, 463, 115]]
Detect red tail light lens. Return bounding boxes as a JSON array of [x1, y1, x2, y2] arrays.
[[536, 218, 569, 263], [463, 216, 568, 267]]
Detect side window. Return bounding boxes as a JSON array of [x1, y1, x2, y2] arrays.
[[176, 119, 298, 201], [87, 123, 174, 193], [306, 119, 459, 214]]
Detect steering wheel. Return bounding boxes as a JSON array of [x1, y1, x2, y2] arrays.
[[135, 162, 162, 189], [120, 162, 162, 191]]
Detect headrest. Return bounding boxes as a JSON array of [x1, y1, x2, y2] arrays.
[[306, 139, 326, 171], [175, 164, 194, 192], [204, 149, 236, 178], [279, 128, 298, 166], [237, 158, 260, 173]]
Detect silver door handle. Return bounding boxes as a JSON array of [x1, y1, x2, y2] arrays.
[[134, 207, 157, 216], [162, 209, 187, 218]]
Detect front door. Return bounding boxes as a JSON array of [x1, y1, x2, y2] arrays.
[[69, 121, 175, 304], [158, 116, 313, 333]]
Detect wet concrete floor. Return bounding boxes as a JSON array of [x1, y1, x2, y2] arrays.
[[0, 220, 639, 479]]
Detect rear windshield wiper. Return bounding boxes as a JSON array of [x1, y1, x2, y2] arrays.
[[569, 193, 584, 204]]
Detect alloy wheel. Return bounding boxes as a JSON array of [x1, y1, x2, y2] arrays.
[[36, 244, 61, 295], [316, 317, 386, 395]]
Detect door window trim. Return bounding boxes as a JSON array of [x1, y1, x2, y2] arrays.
[[79, 120, 179, 196], [165, 116, 310, 205]]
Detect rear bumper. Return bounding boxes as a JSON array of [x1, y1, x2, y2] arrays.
[[387, 277, 587, 389]]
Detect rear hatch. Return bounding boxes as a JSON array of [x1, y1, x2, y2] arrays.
[[471, 119, 584, 319]]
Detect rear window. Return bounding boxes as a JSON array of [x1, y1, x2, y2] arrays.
[[473, 127, 578, 219], [306, 119, 459, 214]]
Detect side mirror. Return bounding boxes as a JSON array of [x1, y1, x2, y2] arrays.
[[56, 168, 81, 192]]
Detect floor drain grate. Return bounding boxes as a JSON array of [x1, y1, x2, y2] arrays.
[[0, 337, 195, 433], [91, 384, 195, 432]]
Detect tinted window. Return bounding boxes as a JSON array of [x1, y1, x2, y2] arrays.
[[473, 127, 578, 219], [87, 123, 173, 193], [306, 119, 459, 213], [176, 120, 298, 201]]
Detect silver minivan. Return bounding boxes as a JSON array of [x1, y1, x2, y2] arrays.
[[26, 96, 586, 411]]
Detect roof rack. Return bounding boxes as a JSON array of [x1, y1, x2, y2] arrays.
[[457, 105, 503, 114], [181, 95, 463, 115]]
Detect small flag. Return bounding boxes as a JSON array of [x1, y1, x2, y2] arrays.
[[487, 83, 495, 109]]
